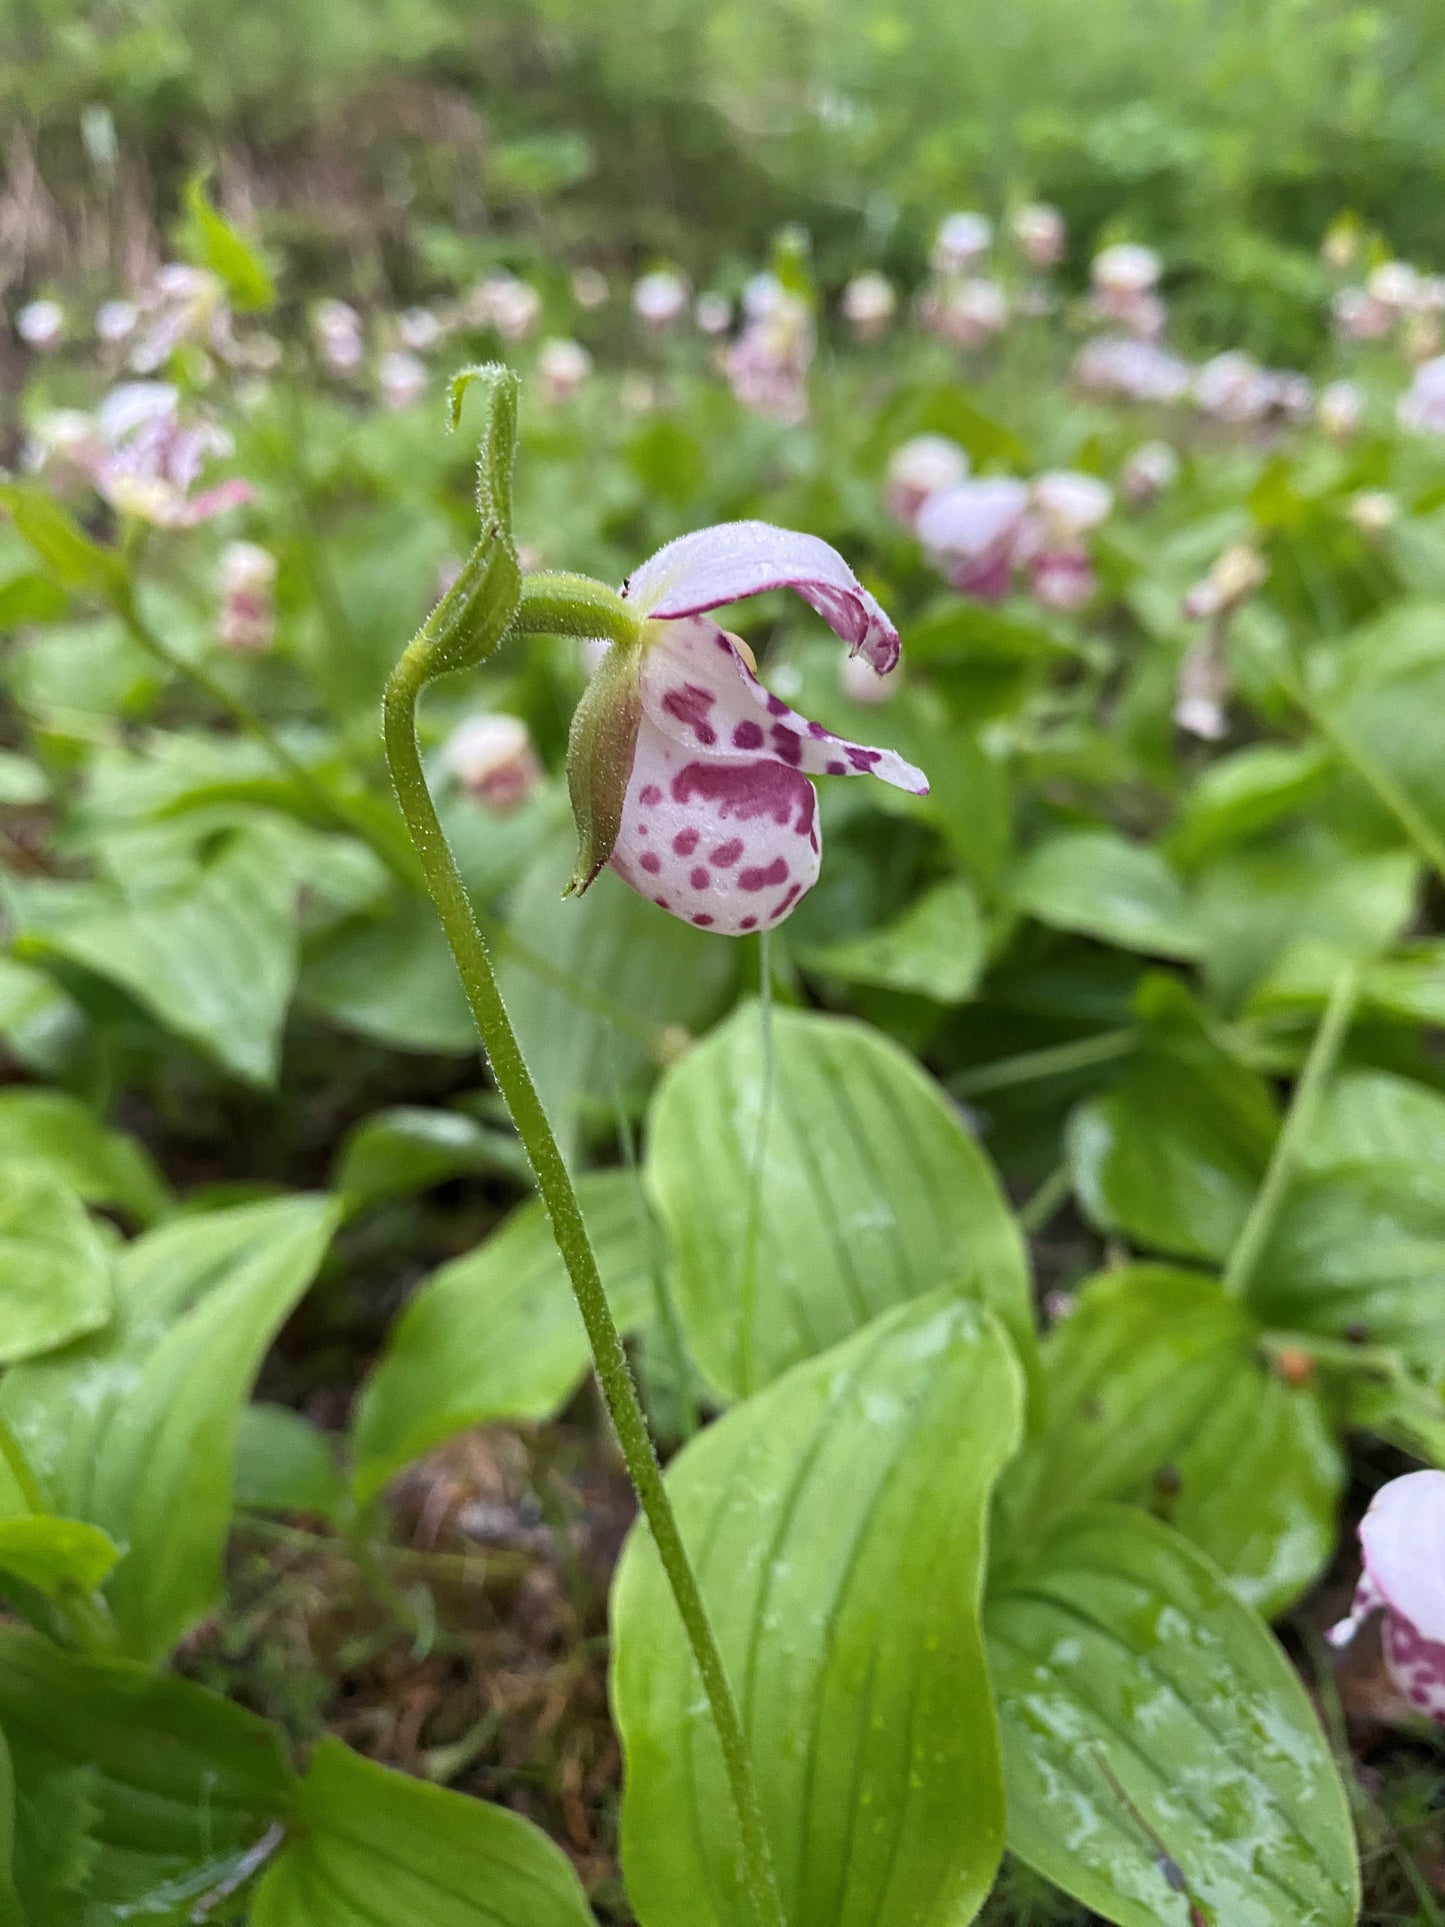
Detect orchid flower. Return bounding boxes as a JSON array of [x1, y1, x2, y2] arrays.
[[1328, 1470, 1445, 1724], [566, 522, 927, 936]]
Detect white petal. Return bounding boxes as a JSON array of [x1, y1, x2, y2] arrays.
[[1360, 1469, 1445, 1644], [638, 616, 928, 795], [623, 521, 900, 672], [609, 715, 821, 936]]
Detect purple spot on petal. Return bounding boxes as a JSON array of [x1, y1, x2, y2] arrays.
[[673, 828, 700, 856], [690, 866, 709, 890], [845, 745, 881, 771], [770, 723, 803, 766], [806, 720, 828, 739], [826, 758, 847, 775], [662, 683, 718, 746], [739, 857, 789, 893], [693, 913, 715, 926], [640, 852, 661, 875], [711, 838, 744, 867], [653, 896, 670, 910], [639, 784, 662, 806], [771, 882, 803, 920], [740, 916, 757, 931], [765, 694, 788, 716], [672, 762, 817, 838], [732, 720, 764, 750]]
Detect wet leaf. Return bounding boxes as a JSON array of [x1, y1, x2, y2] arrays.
[[0, 1166, 114, 1364], [612, 1292, 1024, 1927], [988, 1507, 1360, 1927], [647, 1001, 1033, 1398]]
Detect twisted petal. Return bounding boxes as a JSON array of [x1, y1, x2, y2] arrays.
[[609, 716, 821, 936], [623, 521, 900, 672], [638, 616, 928, 795]]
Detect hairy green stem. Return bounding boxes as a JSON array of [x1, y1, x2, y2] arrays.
[[1222, 961, 1360, 1302], [513, 573, 641, 646], [383, 639, 785, 1927]]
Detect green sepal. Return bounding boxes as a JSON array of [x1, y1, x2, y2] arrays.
[[565, 638, 643, 895]]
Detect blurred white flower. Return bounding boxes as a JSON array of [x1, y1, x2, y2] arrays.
[[921, 276, 1008, 350], [633, 269, 690, 330], [725, 290, 813, 424], [1030, 470, 1112, 542], [1332, 286, 1394, 343], [218, 541, 278, 654], [1182, 543, 1267, 622], [916, 477, 1030, 600], [1317, 379, 1364, 440], [536, 337, 592, 404], [444, 713, 543, 813], [572, 267, 609, 310], [840, 271, 896, 342], [741, 273, 788, 322], [1074, 335, 1191, 404], [91, 381, 253, 527], [1193, 351, 1278, 424], [1119, 440, 1180, 506], [378, 349, 427, 411], [313, 298, 365, 377], [95, 299, 138, 346], [1013, 203, 1066, 271], [694, 291, 733, 336], [472, 273, 542, 343], [884, 434, 969, 529], [1091, 243, 1160, 298], [1367, 260, 1421, 312], [398, 306, 444, 353], [16, 299, 65, 350], [22, 408, 103, 491], [931, 212, 993, 275], [130, 265, 228, 373], [1349, 489, 1398, 536], [1397, 354, 1445, 435], [1029, 548, 1097, 611]]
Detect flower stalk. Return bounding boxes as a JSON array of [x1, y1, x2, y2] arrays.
[[382, 368, 786, 1927]]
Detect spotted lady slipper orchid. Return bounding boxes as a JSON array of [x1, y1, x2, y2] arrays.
[[883, 434, 969, 530], [1074, 335, 1191, 405], [90, 383, 254, 528], [445, 712, 543, 814], [915, 477, 1030, 600], [1119, 439, 1180, 507], [129, 265, 229, 374], [1328, 1470, 1445, 1724], [724, 290, 813, 425], [566, 523, 926, 935]]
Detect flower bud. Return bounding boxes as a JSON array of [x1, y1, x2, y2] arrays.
[[444, 712, 543, 813]]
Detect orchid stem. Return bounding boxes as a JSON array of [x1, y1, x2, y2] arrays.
[[737, 930, 776, 1398], [1222, 960, 1360, 1303], [383, 637, 786, 1927]]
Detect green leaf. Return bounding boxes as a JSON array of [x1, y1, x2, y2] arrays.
[[994, 1265, 1341, 1616], [795, 877, 985, 1002], [987, 1507, 1360, 1927], [301, 894, 476, 1054], [0, 1166, 114, 1363], [1303, 1066, 1445, 1169], [0, 1088, 168, 1223], [0, 1624, 290, 1922], [0, 1727, 20, 1927], [1166, 742, 1335, 867], [0, 1515, 121, 1599], [251, 1736, 594, 1925], [0, 486, 126, 601], [29, 827, 300, 1084], [1250, 1159, 1445, 1374], [1010, 830, 1199, 959], [0, 1193, 339, 1660], [647, 1002, 1033, 1399], [499, 838, 736, 1163], [351, 1172, 655, 1504], [1067, 1002, 1278, 1263], [334, 1105, 533, 1208], [181, 173, 276, 311], [612, 1292, 1025, 1927], [0, 753, 49, 807], [0, 569, 69, 627], [234, 1403, 346, 1520]]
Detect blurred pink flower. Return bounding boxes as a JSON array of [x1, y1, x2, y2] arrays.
[[884, 434, 969, 530], [218, 541, 278, 654], [1329, 1471, 1445, 1725], [90, 382, 253, 528]]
